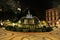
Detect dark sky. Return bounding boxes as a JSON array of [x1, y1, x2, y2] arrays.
[[20, 0, 52, 9], [18, 0, 53, 20], [0, 0, 59, 20]]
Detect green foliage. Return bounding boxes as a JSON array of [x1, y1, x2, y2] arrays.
[[5, 26, 53, 32], [46, 27, 53, 32]]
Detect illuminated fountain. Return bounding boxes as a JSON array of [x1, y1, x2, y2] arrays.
[[20, 10, 40, 28], [4, 10, 53, 32], [26, 10, 33, 18]]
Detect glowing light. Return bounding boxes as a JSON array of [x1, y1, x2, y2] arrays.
[[7, 20, 9, 21], [18, 20, 21, 23], [0, 9, 2, 11], [59, 19, 60, 21], [1, 22, 3, 26], [17, 8, 21, 11], [56, 22, 59, 24], [43, 21, 46, 23], [12, 23, 16, 26], [39, 21, 40, 23]]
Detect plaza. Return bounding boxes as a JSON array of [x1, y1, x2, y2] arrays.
[[0, 27, 60, 40]]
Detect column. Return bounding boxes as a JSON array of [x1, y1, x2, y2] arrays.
[[49, 9, 51, 25], [52, 9, 55, 26], [46, 10, 48, 22]]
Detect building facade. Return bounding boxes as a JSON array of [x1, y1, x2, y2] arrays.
[[46, 8, 59, 26]]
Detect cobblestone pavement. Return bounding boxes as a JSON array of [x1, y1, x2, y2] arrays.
[[0, 28, 60, 40]]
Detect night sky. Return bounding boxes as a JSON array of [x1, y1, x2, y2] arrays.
[[19, 0, 53, 20], [18, 0, 60, 20], [0, 0, 60, 21], [20, 0, 52, 9]]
